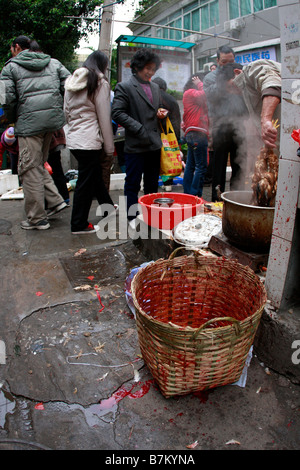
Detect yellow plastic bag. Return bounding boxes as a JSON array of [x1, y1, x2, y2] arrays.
[[160, 117, 182, 177]]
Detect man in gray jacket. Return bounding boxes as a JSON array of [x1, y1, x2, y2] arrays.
[[0, 36, 70, 230], [224, 59, 281, 149], [203, 45, 249, 201]]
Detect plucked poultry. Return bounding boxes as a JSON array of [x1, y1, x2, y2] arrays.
[[251, 147, 278, 207], [251, 120, 279, 207]]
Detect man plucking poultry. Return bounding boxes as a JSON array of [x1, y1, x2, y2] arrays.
[[219, 59, 281, 206], [220, 59, 281, 149]]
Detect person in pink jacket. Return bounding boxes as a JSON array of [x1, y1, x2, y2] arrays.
[[64, 51, 115, 234], [0, 126, 19, 173], [181, 74, 209, 197]]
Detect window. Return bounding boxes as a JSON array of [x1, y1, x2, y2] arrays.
[[201, 5, 209, 30], [197, 57, 209, 70], [264, 0, 277, 7], [253, 0, 263, 12], [229, 0, 277, 19], [183, 1, 199, 14], [169, 21, 175, 39], [169, 19, 183, 40], [209, 1, 219, 27], [175, 18, 182, 39], [156, 0, 221, 41], [184, 14, 191, 37], [162, 22, 168, 39], [241, 0, 252, 16], [184, 1, 220, 37], [192, 9, 200, 31], [254, 0, 277, 10]]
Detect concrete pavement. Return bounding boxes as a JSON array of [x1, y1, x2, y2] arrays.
[[0, 186, 299, 451]]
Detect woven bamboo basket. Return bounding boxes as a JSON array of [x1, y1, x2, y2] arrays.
[[131, 250, 267, 398]]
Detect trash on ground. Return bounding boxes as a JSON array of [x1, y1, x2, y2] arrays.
[[226, 439, 241, 445], [1, 187, 24, 200], [0, 341, 5, 365], [74, 248, 87, 256], [125, 262, 153, 317], [34, 402, 45, 410], [186, 440, 199, 449], [74, 285, 91, 291], [231, 346, 253, 387]]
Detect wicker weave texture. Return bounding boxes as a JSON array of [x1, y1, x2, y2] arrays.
[[131, 253, 267, 398]]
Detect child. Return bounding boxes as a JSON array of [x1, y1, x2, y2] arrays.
[[48, 129, 69, 204], [0, 127, 19, 173]]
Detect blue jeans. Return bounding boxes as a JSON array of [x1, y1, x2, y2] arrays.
[[183, 131, 208, 197]]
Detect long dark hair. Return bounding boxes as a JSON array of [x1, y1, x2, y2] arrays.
[[83, 50, 109, 99]]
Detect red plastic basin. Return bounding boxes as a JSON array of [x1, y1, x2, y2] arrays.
[[139, 192, 204, 230]]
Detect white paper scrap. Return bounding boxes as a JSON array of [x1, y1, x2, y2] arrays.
[[0, 341, 6, 364]]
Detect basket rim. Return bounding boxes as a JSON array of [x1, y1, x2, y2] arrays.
[[131, 254, 267, 333], [133, 302, 265, 335]]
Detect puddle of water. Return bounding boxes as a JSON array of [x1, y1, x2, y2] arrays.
[[0, 378, 154, 430], [67, 379, 155, 425], [0, 389, 15, 428]]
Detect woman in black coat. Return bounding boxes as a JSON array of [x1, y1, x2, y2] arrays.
[[112, 49, 167, 222]]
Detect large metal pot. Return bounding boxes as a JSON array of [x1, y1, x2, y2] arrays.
[[221, 191, 275, 253]]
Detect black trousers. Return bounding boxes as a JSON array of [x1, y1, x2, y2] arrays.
[[211, 123, 245, 201], [124, 149, 161, 220], [48, 150, 69, 201], [71, 149, 113, 231]]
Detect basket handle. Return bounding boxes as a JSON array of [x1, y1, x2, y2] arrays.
[[160, 247, 201, 280], [191, 316, 242, 340], [168, 246, 191, 260]]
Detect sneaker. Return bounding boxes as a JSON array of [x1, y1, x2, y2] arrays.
[[21, 219, 50, 230], [71, 223, 99, 234], [164, 185, 172, 192], [47, 201, 68, 217]]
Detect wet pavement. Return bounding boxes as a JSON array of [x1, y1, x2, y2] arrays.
[[0, 184, 299, 453]]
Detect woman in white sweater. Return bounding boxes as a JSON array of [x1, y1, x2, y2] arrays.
[[64, 51, 115, 234]]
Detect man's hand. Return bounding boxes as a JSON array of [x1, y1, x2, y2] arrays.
[[261, 95, 281, 148], [261, 119, 278, 148]]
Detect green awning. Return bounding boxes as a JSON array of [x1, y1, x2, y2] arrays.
[[115, 35, 196, 50]]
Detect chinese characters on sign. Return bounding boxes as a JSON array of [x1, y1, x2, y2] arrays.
[[119, 47, 191, 91], [235, 46, 276, 65]]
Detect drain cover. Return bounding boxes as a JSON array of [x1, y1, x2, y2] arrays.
[[59, 246, 127, 289]]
